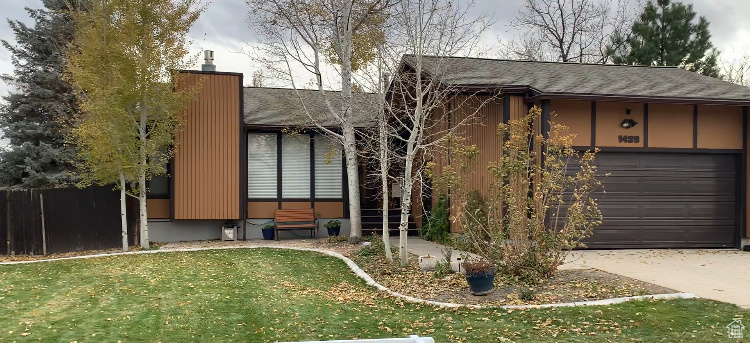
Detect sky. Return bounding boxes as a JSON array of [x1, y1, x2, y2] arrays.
[[0, 0, 748, 100]]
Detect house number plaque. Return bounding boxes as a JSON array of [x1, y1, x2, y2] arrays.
[[618, 135, 640, 143]]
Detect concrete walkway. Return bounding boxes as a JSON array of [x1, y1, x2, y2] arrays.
[[561, 249, 750, 309], [390, 237, 479, 272]]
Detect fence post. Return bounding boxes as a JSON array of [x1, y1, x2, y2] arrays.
[[5, 191, 10, 256], [40, 193, 47, 256]]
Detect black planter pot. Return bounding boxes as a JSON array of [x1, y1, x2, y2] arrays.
[[465, 269, 495, 296], [262, 228, 275, 240], [327, 226, 341, 236]]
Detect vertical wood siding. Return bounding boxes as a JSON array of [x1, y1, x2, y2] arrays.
[[174, 73, 241, 219]]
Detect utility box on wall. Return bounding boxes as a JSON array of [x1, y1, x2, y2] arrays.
[[221, 226, 238, 241]]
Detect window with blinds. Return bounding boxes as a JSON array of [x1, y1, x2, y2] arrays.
[[281, 134, 311, 198], [314, 135, 343, 198], [247, 133, 278, 198]]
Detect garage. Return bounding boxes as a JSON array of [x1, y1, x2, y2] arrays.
[[585, 152, 739, 249]]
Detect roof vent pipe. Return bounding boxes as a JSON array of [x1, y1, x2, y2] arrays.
[[202, 50, 216, 72]]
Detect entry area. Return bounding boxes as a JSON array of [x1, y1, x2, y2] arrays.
[[585, 152, 738, 249]]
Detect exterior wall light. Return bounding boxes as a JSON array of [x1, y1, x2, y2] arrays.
[[621, 118, 638, 128]]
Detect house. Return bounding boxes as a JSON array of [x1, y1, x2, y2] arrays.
[[412, 55, 750, 249], [147, 52, 750, 250], [146, 54, 382, 241]]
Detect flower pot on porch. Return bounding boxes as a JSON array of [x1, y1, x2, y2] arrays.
[[262, 227, 275, 240], [327, 226, 341, 236]]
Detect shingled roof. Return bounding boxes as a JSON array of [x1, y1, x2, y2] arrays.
[[409, 55, 750, 104], [243, 87, 378, 127]]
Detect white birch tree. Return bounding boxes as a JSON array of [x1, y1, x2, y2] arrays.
[[248, 0, 392, 242], [378, 0, 492, 265]]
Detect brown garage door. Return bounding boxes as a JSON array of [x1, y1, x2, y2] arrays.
[[585, 152, 738, 249]]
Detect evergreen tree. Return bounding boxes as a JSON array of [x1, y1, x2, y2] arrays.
[[0, 0, 79, 188], [611, 0, 720, 77]]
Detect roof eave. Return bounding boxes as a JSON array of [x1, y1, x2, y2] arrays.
[[528, 92, 750, 106]]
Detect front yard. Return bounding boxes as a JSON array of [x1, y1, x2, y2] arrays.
[[0, 248, 747, 342]]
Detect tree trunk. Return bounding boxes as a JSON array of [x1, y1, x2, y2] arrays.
[[119, 168, 128, 252], [399, 145, 417, 266], [343, 126, 362, 240], [138, 100, 149, 249], [339, 1, 362, 242], [380, 123, 392, 261]]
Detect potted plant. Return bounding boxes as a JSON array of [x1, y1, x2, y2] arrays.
[[461, 257, 495, 296], [324, 220, 342, 237], [262, 223, 275, 240]]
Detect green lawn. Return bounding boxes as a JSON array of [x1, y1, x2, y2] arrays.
[[0, 248, 747, 342]]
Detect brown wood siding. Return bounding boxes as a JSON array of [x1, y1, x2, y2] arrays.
[[697, 105, 743, 149], [314, 202, 344, 218], [247, 202, 279, 219], [447, 95, 504, 232], [596, 101, 644, 147], [146, 199, 170, 219], [551, 100, 591, 146], [648, 104, 693, 148], [174, 73, 241, 219], [282, 202, 313, 210], [510, 96, 526, 120], [450, 95, 503, 199]]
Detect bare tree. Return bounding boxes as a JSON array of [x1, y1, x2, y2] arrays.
[[247, 0, 393, 242], [376, 0, 493, 265], [504, 0, 634, 63], [722, 51, 750, 87]]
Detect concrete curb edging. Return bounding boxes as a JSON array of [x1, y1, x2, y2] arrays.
[[0, 245, 698, 310]]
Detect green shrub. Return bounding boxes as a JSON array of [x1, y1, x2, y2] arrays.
[[357, 233, 386, 257], [420, 195, 449, 243], [433, 248, 454, 278]]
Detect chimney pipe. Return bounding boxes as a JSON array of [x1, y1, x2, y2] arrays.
[[202, 50, 216, 72]]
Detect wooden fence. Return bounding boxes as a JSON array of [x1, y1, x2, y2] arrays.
[[0, 186, 135, 255]]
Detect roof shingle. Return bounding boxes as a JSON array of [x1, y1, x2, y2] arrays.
[[410, 55, 750, 103], [243, 87, 378, 127]]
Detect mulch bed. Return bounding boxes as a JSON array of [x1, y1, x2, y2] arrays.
[[350, 253, 676, 306]]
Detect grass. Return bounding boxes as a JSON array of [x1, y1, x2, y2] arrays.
[[0, 248, 747, 342]]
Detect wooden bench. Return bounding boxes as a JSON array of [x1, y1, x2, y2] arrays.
[[274, 209, 317, 240]]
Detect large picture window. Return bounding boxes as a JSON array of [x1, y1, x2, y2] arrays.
[[247, 132, 343, 200], [247, 133, 278, 198], [314, 135, 343, 198]]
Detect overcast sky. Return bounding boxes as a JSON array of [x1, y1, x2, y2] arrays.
[[0, 0, 749, 97]]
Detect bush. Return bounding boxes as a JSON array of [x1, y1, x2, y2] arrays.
[[433, 248, 455, 278], [357, 233, 386, 257], [420, 195, 450, 243], [438, 107, 603, 283]]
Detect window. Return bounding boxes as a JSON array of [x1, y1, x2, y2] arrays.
[[247, 133, 278, 198], [282, 134, 311, 198], [147, 153, 170, 198], [247, 132, 343, 200], [314, 135, 343, 198], [147, 175, 170, 198]]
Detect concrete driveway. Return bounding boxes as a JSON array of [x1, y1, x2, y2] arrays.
[[561, 249, 750, 308]]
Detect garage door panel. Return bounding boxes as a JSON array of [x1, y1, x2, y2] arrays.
[[582, 152, 737, 249]]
